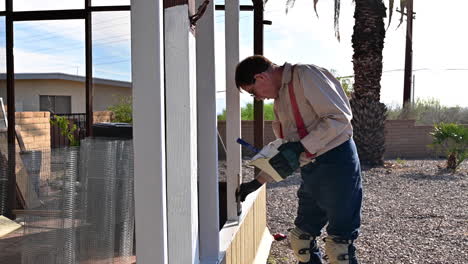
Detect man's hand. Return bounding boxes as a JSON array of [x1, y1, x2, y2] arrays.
[[236, 179, 262, 202], [268, 141, 305, 179]]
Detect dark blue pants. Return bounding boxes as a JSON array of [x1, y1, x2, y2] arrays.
[[294, 138, 362, 240]]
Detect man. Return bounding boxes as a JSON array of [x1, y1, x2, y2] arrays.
[[234, 55, 362, 264]]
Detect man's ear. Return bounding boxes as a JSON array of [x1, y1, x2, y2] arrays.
[[253, 72, 265, 81]]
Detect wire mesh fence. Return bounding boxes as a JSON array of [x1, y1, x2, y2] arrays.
[[0, 137, 135, 264]]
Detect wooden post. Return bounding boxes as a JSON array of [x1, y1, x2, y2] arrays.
[[5, 0, 16, 219], [196, 0, 220, 262], [253, 0, 264, 175], [225, 0, 241, 221], [85, 0, 94, 135], [131, 0, 168, 263], [164, 0, 199, 262], [403, 0, 414, 108]]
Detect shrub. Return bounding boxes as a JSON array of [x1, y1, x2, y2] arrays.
[[387, 98, 468, 125], [217, 102, 275, 121], [430, 123, 468, 171], [107, 96, 132, 123], [50, 115, 79, 146]]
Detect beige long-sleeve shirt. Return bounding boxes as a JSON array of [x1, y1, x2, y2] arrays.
[[273, 62, 353, 159]]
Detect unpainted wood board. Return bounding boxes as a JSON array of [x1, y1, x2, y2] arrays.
[[0, 215, 22, 238]]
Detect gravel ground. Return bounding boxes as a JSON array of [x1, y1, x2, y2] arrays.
[[237, 159, 468, 264]]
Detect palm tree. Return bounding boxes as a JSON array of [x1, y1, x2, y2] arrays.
[[349, 0, 389, 166], [286, 0, 406, 165]]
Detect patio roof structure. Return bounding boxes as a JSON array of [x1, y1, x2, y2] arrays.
[[1, 0, 272, 263], [0, 0, 130, 220]]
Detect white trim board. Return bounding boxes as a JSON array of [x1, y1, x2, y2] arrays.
[[196, 0, 220, 262], [131, 0, 168, 263], [225, 0, 241, 222], [165, 4, 200, 264]]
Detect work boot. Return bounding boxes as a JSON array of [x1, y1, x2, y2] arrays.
[[289, 227, 323, 264], [323, 236, 358, 264]]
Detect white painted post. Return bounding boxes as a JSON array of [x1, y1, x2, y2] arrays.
[[195, 0, 220, 262], [165, 4, 199, 264], [225, 0, 241, 221], [131, 0, 167, 264]]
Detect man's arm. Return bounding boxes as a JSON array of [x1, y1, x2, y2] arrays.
[[255, 171, 271, 184]]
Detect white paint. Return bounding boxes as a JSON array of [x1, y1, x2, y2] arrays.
[[195, 0, 220, 262], [131, 0, 168, 263], [225, 0, 241, 221], [165, 5, 200, 264]]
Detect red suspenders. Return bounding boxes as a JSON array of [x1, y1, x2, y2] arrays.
[[286, 66, 315, 158]]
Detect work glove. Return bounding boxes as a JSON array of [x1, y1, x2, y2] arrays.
[[236, 179, 262, 202], [268, 141, 305, 179]]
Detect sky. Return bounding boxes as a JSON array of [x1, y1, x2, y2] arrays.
[[215, 0, 468, 113], [0, 0, 467, 114]]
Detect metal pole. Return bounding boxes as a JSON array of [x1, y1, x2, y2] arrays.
[[85, 0, 93, 136], [5, 0, 16, 219], [403, 0, 414, 108], [253, 0, 264, 175]]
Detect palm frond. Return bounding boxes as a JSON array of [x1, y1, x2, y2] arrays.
[[334, 0, 341, 41], [283, 0, 406, 39], [387, 0, 394, 29], [285, 0, 296, 14], [397, 0, 407, 28], [314, 0, 319, 18]]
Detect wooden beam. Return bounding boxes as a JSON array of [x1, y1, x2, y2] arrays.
[[195, 0, 220, 262], [5, 0, 16, 219], [85, 0, 93, 136], [253, 0, 264, 175], [12, 10, 85, 21], [90, 6, 130, 12], [164, 3, 199, 263], [215, 5, 254, 11], [225, 0, 241, 221], [131, 0, 168, 263]]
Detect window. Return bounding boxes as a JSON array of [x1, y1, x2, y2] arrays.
[[39, 95, 71, 114]]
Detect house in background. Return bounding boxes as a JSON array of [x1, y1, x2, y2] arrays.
[[0, 73, 131, 113]]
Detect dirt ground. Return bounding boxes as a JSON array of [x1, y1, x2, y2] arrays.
[[253, 159, 468, 264]]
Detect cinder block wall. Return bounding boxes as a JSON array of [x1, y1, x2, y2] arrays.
[[218, 120, 453, 159], [93, 111, 114, 123], [16, 112, 51, 151], [13, 111, 114, 152], [384, 120, 436, 159]]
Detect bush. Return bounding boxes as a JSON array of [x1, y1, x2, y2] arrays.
[[107, 96, 132, 123], [217, 102, 275, 121], [430, 123, 468, 171], [387, 98, 468, 125], [50, 115, 79, 146]]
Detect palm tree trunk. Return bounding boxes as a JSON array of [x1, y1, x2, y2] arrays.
[[350, 0, 388, 165]]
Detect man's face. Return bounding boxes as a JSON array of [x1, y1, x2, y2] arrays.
[[242, 71, 278, 100]]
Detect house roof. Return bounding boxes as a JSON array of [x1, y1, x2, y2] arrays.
[[0, 73, 132, 88]]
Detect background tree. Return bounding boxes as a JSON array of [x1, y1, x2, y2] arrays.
[[218, 103, 275, 120], [107, 96, 132, 123]]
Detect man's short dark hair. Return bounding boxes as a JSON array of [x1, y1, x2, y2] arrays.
[[235, 55, 273, 89]]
